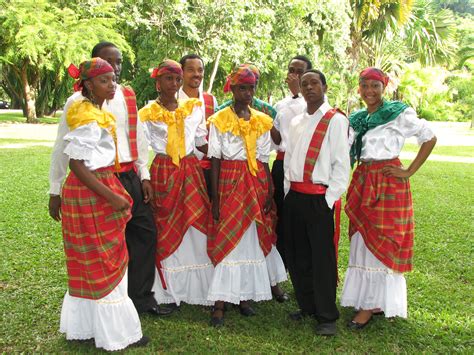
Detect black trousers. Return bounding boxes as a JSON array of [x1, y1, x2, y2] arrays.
[[284, 190, 339, 323], [271, 159, 286, 267], [202, 167, 213, 201], [118, 170, 157, 312]]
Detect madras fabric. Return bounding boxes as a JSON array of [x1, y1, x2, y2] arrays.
[[208, 160, 276, 265], [121, 86, 138, 161], [217, 98, 277, 119], [345, 158, 414, 273], [68, 58, 114, 91], [66, 100, 120, 171], [150, 59, 183, 78], [202, 92, 216, 119], [150, 154, 210, 263], [139, 99, 201, 166], [360, 67, 389, 86], [61, 168, 132, 300], [303, 108, 341, 181], [223, 67, 256, 93]]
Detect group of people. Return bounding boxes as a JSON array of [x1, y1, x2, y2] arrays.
[[48, 41, 436, 351]]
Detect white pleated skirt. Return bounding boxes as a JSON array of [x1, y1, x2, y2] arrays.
[[266, 245, 287, 286], [59, 270, 143, 351], [152, 226, 214, 306], [207, 221, 273, 304], [340, 232, 408, 318]]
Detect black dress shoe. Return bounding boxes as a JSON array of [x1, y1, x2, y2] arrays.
[[315, 321, 337, 336], [274, 292, 289, 303], [239, 305, 256, 317], [129, 336, 150, 348], [347, 317, 372, 330], [289, 310, 314, 321], [146, 305, 173, 316], [210, 306, 225, 327]]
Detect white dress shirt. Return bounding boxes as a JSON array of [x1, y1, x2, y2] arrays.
[[349, 107, 435, 161], [273, 95, 307, 152], [141, 103, 207, 155], [48, 86, 150, 195], [284, 102, 351, 209], [208, 123, 271, 163]]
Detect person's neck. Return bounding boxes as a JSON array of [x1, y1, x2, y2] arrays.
[[183, 85, 200, 99], [367, 100, 383, 114], [158, 94, 178, 110], [307, 99, 324, 115], [232, 101, 250, 118]]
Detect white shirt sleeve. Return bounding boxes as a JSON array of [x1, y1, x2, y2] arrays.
[[48, 94, 79, 195], [134, 118, 151, 180], [257, 131, 271, 163], [283, 122, 294, 196], [399, 108, 435, 144], [63, 122, 101, 161], [207, 123, 222, 159], [194, 106, 208, 147], [325, 114, 351, 209]]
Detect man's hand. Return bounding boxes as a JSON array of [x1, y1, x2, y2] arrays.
[[286, 73, 301, 97], [141, 179, 153, 204], [49, 195, 62, 221]]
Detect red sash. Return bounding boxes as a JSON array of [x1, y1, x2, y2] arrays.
[[202, 92, 216, 120], [121, 86, 138, 161]]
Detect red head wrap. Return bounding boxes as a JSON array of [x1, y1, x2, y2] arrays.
[[359, 67, 389, 87], [68, 57, 114, 92], [223, 66, 257, 93], [150, 59, 183, 78]]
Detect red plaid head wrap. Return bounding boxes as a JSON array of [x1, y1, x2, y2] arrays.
[[68, 57, 114, 92], [359, 67, 389, 87], [223, 66, 257, 93], [150, 59, 183, 78], [241, 63, 260, 81]]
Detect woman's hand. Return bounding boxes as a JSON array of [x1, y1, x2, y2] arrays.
[[382, 166, 412, 179], [109, 194, 131, 211]]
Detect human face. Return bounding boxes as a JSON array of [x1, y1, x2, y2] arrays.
[[287, 59, 308, 80], [97, 46, 122, 81], [300, 72, 326, 105], [85, 72, 117, 102], [182, 58, 204, 90], [231, 84, 255, 106], [156, 73, 183, 97], [359, 79, 384, 111]]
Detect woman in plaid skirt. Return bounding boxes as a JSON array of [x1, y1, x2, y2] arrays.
[[341, 67, 437, 329]]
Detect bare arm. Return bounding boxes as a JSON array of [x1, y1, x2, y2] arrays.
[[382, 136, 437, 178], [69, 159, 130, 211], [197, 143, 208, 154], [262, 162, 273, 214], [270, 126, 281, 145], [210, 157, 221, 220]]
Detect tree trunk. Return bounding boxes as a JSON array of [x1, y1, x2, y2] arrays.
[[207, 50, 222, 94], [20, 62, 38, 123]]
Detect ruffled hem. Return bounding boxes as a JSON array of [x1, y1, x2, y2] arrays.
[[266, 246, 287, 286], [59, 272, 143, 351]]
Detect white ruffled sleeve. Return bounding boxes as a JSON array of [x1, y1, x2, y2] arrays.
[[399, 107, 435, 145], [63, 122, 101, 161], [194, 106, 208, 147], [207, 123, 222, 159], [257, 131, 271, 163]]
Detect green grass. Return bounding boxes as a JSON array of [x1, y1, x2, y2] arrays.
[[0, 146, 473, 353], [0, 138, 52, 146], [0, 111, 60, 124], [403, 143, 474, 157]]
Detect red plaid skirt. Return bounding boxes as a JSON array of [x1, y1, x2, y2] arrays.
[[345, 158, 414, 272], [150, 154, 210, 263], [61, 167, 132, 299], [208, 160, 276, 265]]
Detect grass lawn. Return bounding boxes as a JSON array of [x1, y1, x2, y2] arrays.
[[402, 143, 474, 157], [0, 145, 472, 353], [0, 111, 60, 124]]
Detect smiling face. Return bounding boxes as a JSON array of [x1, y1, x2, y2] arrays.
[[182, 58, 204, 90], [359, 78, 384, 111], [231, 84, 255, 106], [85, 72, 116, 102], [97, 46, 122, 81], [156, 72, 183, 97], [300, 71, 326, 105]]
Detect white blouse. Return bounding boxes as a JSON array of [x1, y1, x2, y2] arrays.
[[207, 123, 271, 163], [63, 122, 116, 171], [143, 105, 207, 155], [350, 107, 435, 161]]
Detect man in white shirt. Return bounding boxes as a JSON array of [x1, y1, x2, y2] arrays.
[[271, 55, 312, 268], [283, 69, 350, 336], [177, 54, 218, 197], [48, 42, 171, 317]]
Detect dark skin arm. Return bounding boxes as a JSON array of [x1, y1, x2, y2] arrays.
[[48, 195, 62, 221], [262, 162, 273, 214], [270, 126, 281, 145], [69, 159, 130, 211], [141, 179, 153, 204], [197, 143, 208, 154], [210, 157, 221, 220]]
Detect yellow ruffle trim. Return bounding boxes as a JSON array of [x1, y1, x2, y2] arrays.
[[139, 98, 201, 166], [208, 106, 273, 176], [66, 100, 120, 171]]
